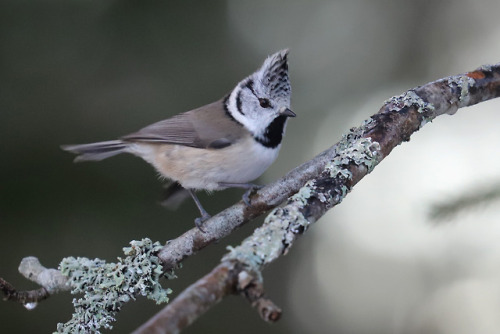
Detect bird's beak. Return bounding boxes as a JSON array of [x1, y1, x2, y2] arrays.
[[280, 107, 296, 117]]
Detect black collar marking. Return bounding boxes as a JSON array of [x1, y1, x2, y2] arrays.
[[254, 115, 287, 149]]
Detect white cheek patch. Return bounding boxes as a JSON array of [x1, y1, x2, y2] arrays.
[[227, 62, 291, 142], [227, 84, 260, 134]]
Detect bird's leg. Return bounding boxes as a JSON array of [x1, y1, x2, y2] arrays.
[[187, 189, 211, 232], [218, 182, 264, 206]]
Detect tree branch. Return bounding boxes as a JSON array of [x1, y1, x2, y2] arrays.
[[0, 277, 50, 306], [0, 257, 70, 307], [135, 63, 500, 333], [132, 261, 280, 334], [157, 143, 336, 270], [158, 64, 500, 271], [2, 63, 499, 334]]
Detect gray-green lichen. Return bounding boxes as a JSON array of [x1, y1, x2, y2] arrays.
[[331, 127, 380, 171], [385, 89, 436, 127], [224, 181, 315, 268], [440, 75, 477, 117], [223, 184, 318, 271], [385, 89, 436, 114], [290, 180, 316, 206], [223, 128, 381, 271], [321, 130, 380, 207], [450, 75, 476, 105], [224, 199, 310, 271], [56, 238, 171, 334]]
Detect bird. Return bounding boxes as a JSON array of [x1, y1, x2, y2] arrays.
[[62, 49, 294, 231]]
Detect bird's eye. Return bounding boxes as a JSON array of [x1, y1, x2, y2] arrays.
[[259, 98, 271, 109]]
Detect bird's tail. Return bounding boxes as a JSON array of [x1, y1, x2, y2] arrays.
[[160, 182, 190, 210], [61, 140, 128, 162]]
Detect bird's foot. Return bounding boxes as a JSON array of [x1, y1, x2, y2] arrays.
[[242, 184, 264, 206], [194, 212, 211, 233]]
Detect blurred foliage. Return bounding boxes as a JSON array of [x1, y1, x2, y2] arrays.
[[429, 182, 500, 222]]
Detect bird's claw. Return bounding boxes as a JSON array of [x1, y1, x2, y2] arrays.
[[194, 213, 211, 233], [242, 185, 264, 206]]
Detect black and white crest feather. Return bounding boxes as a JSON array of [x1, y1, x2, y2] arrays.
[[224, 49, 293, 149], [259, 50, 291, 101]]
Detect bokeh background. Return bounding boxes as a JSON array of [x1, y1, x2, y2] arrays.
[[2, 1, 500, 333]]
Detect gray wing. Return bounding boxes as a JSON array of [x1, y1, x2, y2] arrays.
[[121, 100, 245, 149]]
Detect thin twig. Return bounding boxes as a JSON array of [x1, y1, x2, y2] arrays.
[[0, 277, 50, 304], [0, 257, 69, 306], [132, 261, 280, 334]]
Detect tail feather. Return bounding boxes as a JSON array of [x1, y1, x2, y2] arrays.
[[61, 140, 128, 162], [160, 182, 190, 210]]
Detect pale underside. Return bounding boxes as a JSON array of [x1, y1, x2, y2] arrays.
[[122, 99, 282, 190], [128, 135, 280, 190]]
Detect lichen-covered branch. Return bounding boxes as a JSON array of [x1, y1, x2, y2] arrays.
[[132, 261, 280, 334], [1, 239, 172, 333], [2, 63, 499, 334], [137, 63, 500, 333], [56, 239, 172, 333], [158, 63, 500, 271], [157, 146, 336, 270]]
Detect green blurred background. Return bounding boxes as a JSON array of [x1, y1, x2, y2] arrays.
[[2, 1, 500, 333]]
